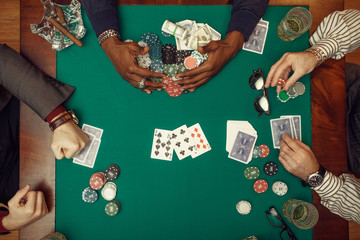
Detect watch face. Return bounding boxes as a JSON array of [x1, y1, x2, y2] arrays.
[[308, 174, 323, 187]]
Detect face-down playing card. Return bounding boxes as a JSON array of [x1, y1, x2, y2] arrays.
[[228, 130, 257, 164], [270, 118, 293, 149]]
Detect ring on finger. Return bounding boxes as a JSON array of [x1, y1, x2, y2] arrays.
[[137, 78, 146, 89]]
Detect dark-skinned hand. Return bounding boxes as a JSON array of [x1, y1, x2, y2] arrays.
[[101, 36, 167, 94], [174, 31, 245, 92]]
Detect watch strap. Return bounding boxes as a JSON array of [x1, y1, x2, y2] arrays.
[[49, 113, 73, 131], [306, 165, 326, 187]]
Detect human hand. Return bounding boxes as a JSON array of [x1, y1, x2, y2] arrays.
[[101, 36, 167, 94], [174, 31, 244, 92], [278, 134, 319, 181], [2, 185, 48, 231], [51, 121, 89, 159], [265, 52, 318, 93]]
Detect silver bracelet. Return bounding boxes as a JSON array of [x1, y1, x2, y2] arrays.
[[98, 29, 120, 45]]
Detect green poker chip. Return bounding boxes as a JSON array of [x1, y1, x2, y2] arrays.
[[277, 90, 290, 102], [252, 146, 261, 158], [244, 166, 260, 180], [105, 200, 121, 216]]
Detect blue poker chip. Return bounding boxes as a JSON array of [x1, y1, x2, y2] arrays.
[[82, 187, 98, 203]]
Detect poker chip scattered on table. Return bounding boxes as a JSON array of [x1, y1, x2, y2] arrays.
[[252, 146, 261, 158], [89, 172, 107, 190], [236, 200, 251, 215], [259, 144, 270, 158], [263, 162, 278, 176], [253, 179, 268, 193], [293, 82, 305, 95], [105, 200, 121, 216], [244, 166, 260, 180], [277, 90, 290, 102], [101, 182, 117, 201], [82, 187, 98, 203], [162, 76, 182, 97], [272, 181, 288, 196], [105, 164, 120, 181]]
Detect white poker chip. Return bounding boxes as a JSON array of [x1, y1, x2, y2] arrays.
[[272, 181, 288, 196], [236, 201, 251, 215], [101, 182, 117, 201]]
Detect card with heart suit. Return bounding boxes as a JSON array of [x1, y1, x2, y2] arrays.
[[150, 129, 173, 161], [170, 125, 197, 160], [188, 123, 211, 158]]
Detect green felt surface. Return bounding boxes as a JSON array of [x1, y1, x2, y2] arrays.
[[56, 5, 312, 240]]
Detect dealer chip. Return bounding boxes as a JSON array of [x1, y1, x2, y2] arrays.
[[105, 164, 120, 181], [263, 162, 278, 176], [244, 166, 260, 180], [105, 200, 121, 216], [259, 144, 270, 158], [236, 200, 251, 215], [252, 146, 261, 158], [253, 179, 268, 193], [272, 181, 288, 196]]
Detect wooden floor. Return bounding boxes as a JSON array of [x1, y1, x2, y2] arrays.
[[0, 0, 359, 239]]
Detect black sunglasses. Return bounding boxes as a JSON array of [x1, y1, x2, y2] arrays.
[[249, 69, 270, 117], [265, 206, 297, 240]]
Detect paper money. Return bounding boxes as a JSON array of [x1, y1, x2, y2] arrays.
[[162, 20, 188, 40]]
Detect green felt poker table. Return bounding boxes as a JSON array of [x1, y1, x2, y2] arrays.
[[56, 5, 312, 239]]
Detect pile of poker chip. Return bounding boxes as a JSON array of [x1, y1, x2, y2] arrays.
[[277, 82, 306, 103], [82, 163, 121, 216], [127, 32, 210, 97], [236, 143, 288, 216]]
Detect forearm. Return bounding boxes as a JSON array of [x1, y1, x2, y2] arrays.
[[309, 9, 360, 61], [82, 0, 119, 36], [0, 210, 9, 234], [227, 0, 269, 41], [313, 171, 360, 223], [0, 44, 75, 120]]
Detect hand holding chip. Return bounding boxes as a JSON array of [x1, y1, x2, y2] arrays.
[[278, 134, 319, 181], [174, 31, 244, 92], [2, 185, 48, 231], [265, 52, 318, 93], [101, 36, 167, 94]]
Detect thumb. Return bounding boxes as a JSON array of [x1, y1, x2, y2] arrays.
[[198, 42, 218, 54], [138, 45, 150, 55], [12, 185, 31, 203]]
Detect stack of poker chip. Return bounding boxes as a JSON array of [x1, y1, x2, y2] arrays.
[[278, 82, 306, 102], [236, 200, 252, 215], [101, 182, 117, 201], [89, 172, 107, 190], [184, 50, 208, 70], [175, 50, 192, 64], [105, 164, 120, 181], [162, 44, 176, 64], [105, 200, 121, 216], [82, 187, 98, 203], [136, 40, 152, 68]]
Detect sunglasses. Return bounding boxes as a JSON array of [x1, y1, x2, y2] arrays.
[[265, 206, 297, 240], [249, 69, 270, 117]]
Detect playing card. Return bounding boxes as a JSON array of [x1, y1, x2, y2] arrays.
[[242, 20, 268, 54], [188, 123, 211, 158], [170, 125, 197, 160], [258, 18, 269, 27], [82, 124, 103, 139], [73, 132, 96, 163], [226, 121, 257, 152], [150, 129, 173, 161], [228, 130, 257, 164], [281, 115, 302, 141], [73, 138, 101, 168], [270, 118, 293, 149]]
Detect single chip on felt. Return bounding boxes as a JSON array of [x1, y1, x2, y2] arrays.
[[236, 200, 251, 215], [244, 166, 260, 180], [259, 144, 270, 158], [263, 162, 278, 176], [253, 179, 268, 193], [272, 181, 288, 196], [162, 76, 181, 97]]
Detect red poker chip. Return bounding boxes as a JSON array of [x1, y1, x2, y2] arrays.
[[253, 179, 268, 193], [89, 172, 106, 190], [162, 76, 181, 97], [259, 144, 270, 158]]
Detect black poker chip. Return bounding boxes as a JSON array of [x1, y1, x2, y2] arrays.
[[105, 164, 120, 181], [162, 44, 176, 64], [263, 162, 278, 176], [175, 50, 192, 64]]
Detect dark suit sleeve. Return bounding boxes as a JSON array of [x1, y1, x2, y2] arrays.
[[0, 44, 75, 120], [82, 0, 119, 37], [228, 0, 270, 41]]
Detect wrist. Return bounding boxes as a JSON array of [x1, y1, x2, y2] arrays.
[[305, 47, 327, 67], [2, 215, 14, 231], [225, 31, 245, 52], [46, 105, 67, 123], [48, 110, 79, 132], [99, 29, 121, 47]]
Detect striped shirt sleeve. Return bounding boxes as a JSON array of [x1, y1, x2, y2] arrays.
[[309, 9, 360, 60], [313, 171, 360, 223]]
